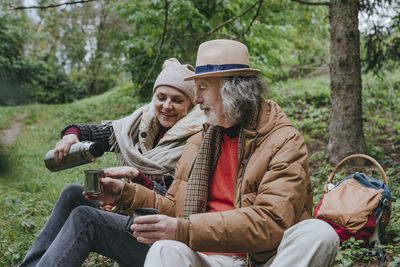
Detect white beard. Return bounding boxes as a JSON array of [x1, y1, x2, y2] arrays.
[[205, 109, 219, 125]]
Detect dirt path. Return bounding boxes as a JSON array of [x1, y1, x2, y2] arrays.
[[0, 112, 29, 147]]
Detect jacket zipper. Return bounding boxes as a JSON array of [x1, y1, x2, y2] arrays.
[[238, 132, 260, 208]]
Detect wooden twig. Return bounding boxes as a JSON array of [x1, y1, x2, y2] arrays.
[[292, 0, 330, 6], [241, 0, 263, 38], [134, 0, 169, 97], [2, 0, 98, 10], [195, 1, 262, 43]]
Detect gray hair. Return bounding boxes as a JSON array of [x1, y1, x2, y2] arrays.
[[220, 77, 267, 126]]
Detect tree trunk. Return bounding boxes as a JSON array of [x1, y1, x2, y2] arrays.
[[327, 0, 366, 165]]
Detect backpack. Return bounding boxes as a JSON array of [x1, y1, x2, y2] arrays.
[[314, 154, 391, 264]]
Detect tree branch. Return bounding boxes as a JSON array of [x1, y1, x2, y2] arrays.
[[134, 0, 169, 97], [292, 0, 330, 6], [195, 0, 262, 43], [2, 0, 98, 10], [240, 0, 263, 38]]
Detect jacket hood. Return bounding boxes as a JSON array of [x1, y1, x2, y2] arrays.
[[244, 100, 293, 140]]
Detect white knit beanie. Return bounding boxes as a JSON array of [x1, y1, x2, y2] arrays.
[[153, 58, 196, 105]]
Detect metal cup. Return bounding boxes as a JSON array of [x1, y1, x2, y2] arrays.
[[133, 208, 159, 218], [125, 208, 159, 243], [125, 208, 159, 232], [84, 170, 104, 194]]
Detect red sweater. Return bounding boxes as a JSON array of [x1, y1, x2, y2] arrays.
[[205, 126, 246, 257], [207, 134, 238, 213]]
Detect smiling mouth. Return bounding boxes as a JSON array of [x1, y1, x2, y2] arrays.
[[200, 105, 210, 111], [161, 113, 175, 118]]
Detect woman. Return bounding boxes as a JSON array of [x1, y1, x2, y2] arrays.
[[19, 58, 205, 266], [56, 57, 204, 195]]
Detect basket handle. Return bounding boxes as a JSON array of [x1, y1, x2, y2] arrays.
[[324, 154, 388, 193]]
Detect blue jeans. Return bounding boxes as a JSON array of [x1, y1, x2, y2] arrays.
[[19, 184, 150, 267]]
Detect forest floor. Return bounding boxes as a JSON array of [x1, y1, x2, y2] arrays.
[[0, 112, 28, 149]]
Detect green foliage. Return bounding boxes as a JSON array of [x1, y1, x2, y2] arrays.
[[360, 0, 400, 73], [32, 0, 125, 96], [362, 69, 400, 163], [1, 0, 128, 105], [389, 255, 400, 267], [335, 238, 400, 267], [0, 8, 37, 105], [269, 75, 330, 142], [27, 56, 87, 104], [335, 238, 370, 266], [0, 5, 89, 105], [250, 1, 329, 82], [114, 0, 330, 99], [1, 0, 330, 104]]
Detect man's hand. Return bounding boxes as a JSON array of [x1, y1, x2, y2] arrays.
[[130, 215, 178, 244], [104, 166, 140, 180], [54, 134, 79, 164], [84, 177, 124, 204]]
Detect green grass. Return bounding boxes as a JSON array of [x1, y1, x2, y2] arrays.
[[0, 83, 145, 266], [0, 106, 27, 130], [0, 73, 400, 266]]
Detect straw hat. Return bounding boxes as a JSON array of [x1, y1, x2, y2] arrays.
[[154, 58, 196, 105], [184, 39, 260, 81]]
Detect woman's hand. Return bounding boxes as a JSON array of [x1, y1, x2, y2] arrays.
[[104, 166, 140, 180], [54, 134, 79, 164], [84, 177, 124, 205]]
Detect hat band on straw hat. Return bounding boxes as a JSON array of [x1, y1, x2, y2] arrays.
[[195, 64, 249, 74]]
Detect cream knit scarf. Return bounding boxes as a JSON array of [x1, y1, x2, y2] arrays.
[[110, 104, 195, 180]]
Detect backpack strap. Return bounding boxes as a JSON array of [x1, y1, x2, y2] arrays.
[[369, 211, 386, 267]]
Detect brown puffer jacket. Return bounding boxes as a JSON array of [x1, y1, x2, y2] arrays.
[[116, 100, 313, 263]]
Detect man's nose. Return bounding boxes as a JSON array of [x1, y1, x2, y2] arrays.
[[194, 95, 203, 104]]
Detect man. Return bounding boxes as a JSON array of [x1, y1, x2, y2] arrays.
[[128, 39, 339, 266], [112, 39, 338, 266], [24, 40, 339, 267]]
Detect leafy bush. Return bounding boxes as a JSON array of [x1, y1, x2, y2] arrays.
[[0, 8, 87, 106], [27, 59, 87, 104]]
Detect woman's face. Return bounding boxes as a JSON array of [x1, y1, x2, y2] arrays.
[[153, 85, 192, 128]]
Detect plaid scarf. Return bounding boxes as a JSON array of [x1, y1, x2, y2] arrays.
[[183, 125, 247, 218], [183, 125, 222, 218], [183, 102, 260, 219]]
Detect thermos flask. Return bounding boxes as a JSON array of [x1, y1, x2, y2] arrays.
[[44, 141, 105, 172]]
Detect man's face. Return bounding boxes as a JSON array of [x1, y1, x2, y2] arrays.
[[194, 77, 233, 127]]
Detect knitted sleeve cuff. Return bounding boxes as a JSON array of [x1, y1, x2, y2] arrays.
[[63, 126, 81, 140], [60, 123, 113, 151], [133, 171, 154, 190]]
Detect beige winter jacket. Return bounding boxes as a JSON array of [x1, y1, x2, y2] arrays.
[[116, 100, 313, 263]]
